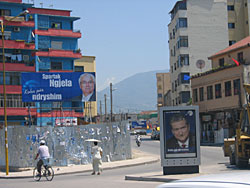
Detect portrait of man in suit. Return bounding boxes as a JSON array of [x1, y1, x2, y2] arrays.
[[166, 113, 196, 153], [72, 73, 96, 102]]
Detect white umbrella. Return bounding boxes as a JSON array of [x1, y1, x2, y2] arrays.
[[85, 138, 101, 142]]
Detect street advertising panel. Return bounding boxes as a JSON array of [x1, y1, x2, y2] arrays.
[[21, 72, 96, 102], [160, 106, 200, 167]]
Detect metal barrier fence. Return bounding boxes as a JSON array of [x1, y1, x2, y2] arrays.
[[0, 121, 131, 169]]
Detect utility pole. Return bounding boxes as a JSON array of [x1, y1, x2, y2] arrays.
[[110, 83, 113, 122], [104, 94, 107, 122], [99, 100, 102, 122]]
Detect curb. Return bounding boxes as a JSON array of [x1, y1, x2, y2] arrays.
[[125, 175, 178, 183], [0, 157, 160, 179]]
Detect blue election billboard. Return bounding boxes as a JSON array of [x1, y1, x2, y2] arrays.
[[22, 72, 96, 102]]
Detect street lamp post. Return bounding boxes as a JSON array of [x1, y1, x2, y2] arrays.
[[0, 10, 29, 175]]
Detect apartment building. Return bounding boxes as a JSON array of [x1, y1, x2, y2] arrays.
[[169, 0, 230, 106], [156, 72, 171, 108], [0, 0, 82, 126], [191, 36, 250, 143]]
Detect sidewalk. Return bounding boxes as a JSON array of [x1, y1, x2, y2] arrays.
[[0, 149, 160, 179]]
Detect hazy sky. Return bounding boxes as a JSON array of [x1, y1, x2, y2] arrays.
[[28, 0, 177, 91]]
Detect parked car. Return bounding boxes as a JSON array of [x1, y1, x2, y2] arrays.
[[151, 129, 160, 140], [157, 172, 250, 188]]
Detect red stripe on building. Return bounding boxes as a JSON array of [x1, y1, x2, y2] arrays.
[[0, 40, 35, 50], [34, 29, 81, 38], [0, 85, 21, 94], [28, 7, 71, 17], [0, 0, 22, 3], [0, 63, 35, 72], [35, 49, 82, 58]]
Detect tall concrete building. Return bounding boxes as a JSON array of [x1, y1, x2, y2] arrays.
[[168, 0, 230, 106], [156, 72, 171, 108]]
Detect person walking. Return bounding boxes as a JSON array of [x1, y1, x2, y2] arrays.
[[91, 141, 103, 175]]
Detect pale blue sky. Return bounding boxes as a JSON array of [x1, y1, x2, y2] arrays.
[[29, 0, 177, 91]]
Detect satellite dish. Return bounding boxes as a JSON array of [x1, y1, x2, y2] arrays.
[[196, 60, 205, 71]]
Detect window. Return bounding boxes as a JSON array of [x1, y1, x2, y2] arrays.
[[199, 87, 204, 101], [0, 72, 21, 85], [207, 85, 213, 100], [51, 41, 62, 49], [157, 76, 162, 82], [158, 85, 162, 90], [225, 81, 232, 97], [174, 63, 176, 70], [0, 9, 11, 16], [237, 52, 244, 63], [75, 66, 84, 72], [178, 18, 188, 28], [178, 72, 190, 84], [177, 36, 188, 48], [228, 23, 235, 29], [227, 5, 234, 11], [158, 94, 162, 98], [229, 40, 236, 46], [233, 79, 240, 95], [0, 94, 34, 108], [171, 66, 173, 73], [51, 22, 62, 29], [170, 33, 172, 40], [51, 62, 62, 70], [215, 84, 222, 98], [172, 82, 174, 93], [193, 89, 198, 103], [219, 58, 224, 67], [180, 91, 190, 103], [172, 29, 175, 39], [178, 54, 189, 66]]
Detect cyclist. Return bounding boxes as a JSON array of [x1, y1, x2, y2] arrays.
[[34, 140, 50, 176]]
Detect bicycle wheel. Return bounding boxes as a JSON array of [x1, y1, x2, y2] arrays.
[[33, 167, 41, 181], [45, 166, 54, 181]]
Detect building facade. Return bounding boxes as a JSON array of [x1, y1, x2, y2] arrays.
[[168, 0, 250, 107], [191, 36, 250, 143], [0, 0, 83, 126], [156, 72, 171, 108]]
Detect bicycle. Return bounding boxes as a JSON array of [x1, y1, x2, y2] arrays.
[[33, 158, 54, 181]]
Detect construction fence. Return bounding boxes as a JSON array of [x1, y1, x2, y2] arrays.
[[0, 121, 132, 169]]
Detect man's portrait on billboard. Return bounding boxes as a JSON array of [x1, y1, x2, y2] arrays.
[[72, 73, 96, 102], [165, 111, 196, 154]]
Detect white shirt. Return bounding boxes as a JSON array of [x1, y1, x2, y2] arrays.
[[178, 138, 189, 149], [92, 145, 103, 160], [38, 145, 50, 159], [82, 93, 93, 102]]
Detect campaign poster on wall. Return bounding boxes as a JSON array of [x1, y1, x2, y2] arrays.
[[21, 72, 96, 102]]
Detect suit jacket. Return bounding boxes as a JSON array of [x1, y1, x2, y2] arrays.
[[165, 133, 196, 153], [71, 91, 96, 102]]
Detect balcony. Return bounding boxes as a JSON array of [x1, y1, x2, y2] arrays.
[[35, 49, 82, 59], [1, 16, 35, 27], [0, 40, 35, 50], [34, 29, 81, 38]]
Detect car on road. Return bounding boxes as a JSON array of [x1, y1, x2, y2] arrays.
[[157, 172, 250, 188], [130, 129, 147, 135]]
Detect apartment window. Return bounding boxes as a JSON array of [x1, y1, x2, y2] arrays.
[[219, 58, 224, 67], [228, 23, 235, 29], [178, 54, 189, 66], [178, 18, 188, 28], [157, 76, 162, 82], [51, 41, 62, 49], [225, 81, 232, 97], [172, 82, 174, 93], [215, 84, 222, 98], [227, 5, 234, 11], [172, 29, 175, 39], [233, 79, 241, 95], [174, 63, 176, 70], [172, 100, 175, 106], [171, 66, 173, 73], [75, 66, 84, 72], [173, 46, 176, 56], [0, 9, 11, 16], [207, 85, 213, 100], [175, 80, 177, 91], [158, 85, 162, 90], [170, 33, 172, 40], [177, 36, 188, 48], [51, 22, 62, 29], [199, 87, 204, 101], [237, 52, 244, 63], [193, 89, 198, 103], [158, 94, 162, 98], [179, 1, 187, 10], [180, 91, 190, 103], [178, 72, 190, 84], [229, 40, 236, 46], [0, 72, 21, 85], [51, 62, 62, 70]]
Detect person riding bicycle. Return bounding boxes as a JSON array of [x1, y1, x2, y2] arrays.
[[34, 140, 50, 176]]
